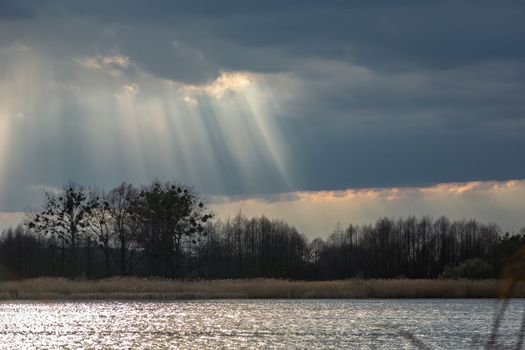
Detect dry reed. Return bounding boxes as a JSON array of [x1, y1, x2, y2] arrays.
[[0, 278, 523, 300]]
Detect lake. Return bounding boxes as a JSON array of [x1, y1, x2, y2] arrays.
[[0, 299, 523, 349]]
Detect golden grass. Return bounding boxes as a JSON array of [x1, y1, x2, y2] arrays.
[[1, 278, 524, 300]]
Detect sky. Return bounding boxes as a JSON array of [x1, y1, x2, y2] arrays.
[[0, 1, 524, 237]]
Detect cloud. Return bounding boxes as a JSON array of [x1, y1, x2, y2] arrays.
[[180, 71, 252, 98], [77, 55, 133, 79], [210, 179, 525, 238], [0, 49, 296, 211], [0, 0, 524, 229], [182, 95, 198, 105], [4, 179, 524, 238], [7, 1, 524, 82], [78, 55, 131, 70], [119, 83, 139, 96], [0, 1, 33, 20], [0, 212, 26, 232]]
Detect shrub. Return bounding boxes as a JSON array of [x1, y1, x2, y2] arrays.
[[441, 258, 495, 279]]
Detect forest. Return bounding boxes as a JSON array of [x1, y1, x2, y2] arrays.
[[0, 181, 524, 281]]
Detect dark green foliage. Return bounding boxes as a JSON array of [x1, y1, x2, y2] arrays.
[[497, 231, 525, 268], [441, 258, 496, 279]]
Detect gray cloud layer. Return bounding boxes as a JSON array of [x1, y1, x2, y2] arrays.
[[0, 1, 524, 211]]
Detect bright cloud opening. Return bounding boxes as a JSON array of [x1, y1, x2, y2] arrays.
[[180, 71, 253, 98]]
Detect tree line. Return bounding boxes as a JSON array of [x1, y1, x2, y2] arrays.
[[0, 181, 524, 280]]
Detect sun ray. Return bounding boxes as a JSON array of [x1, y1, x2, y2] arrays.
[[0, 46, 297, 202], [0, 117, 10, 200], [241, 85, 292, 188]]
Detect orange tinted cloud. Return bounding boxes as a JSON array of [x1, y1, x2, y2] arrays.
[[213, 180, 523, 205], [210, 179, 525, 238]]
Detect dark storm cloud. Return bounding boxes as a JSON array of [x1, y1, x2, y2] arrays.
[[0, 0, 524, 212], [0, 1, 33, 20], [13, 1, 525, 78]]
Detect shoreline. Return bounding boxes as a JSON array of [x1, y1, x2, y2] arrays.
[[1, 278, 524, 300]]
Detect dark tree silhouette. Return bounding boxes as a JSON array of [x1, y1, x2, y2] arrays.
[[27, 182, 98, 277], [107, 183, 138, 276], [0, 180, 520, 281], [85, 188, 114, 277], [130, 180, 212, 277]]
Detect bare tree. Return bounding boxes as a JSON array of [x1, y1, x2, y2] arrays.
[[27, 182, 97, 277], [85, 188, 114, 277], [108, 183, 139, 276]]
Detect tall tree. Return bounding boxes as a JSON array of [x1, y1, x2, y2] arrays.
[[27, 182, 97, 277], [131, 180, 212, 277], [86, 188, 114, 277], [108, 183, 138, 276]]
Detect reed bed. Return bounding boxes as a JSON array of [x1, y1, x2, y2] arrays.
[[0, 278, 523, 300]]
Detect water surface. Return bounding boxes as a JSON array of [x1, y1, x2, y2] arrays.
[[1, 299, 523, 349]]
